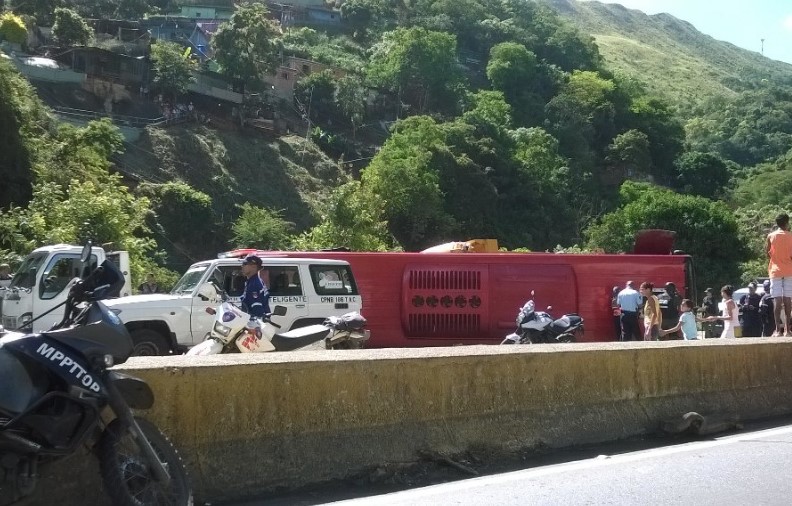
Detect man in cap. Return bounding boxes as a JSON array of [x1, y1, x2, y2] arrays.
[[739, 282, 762, 337], [617, 280, 642, 341], [241, 255, 270, 317], [759, 280, 775, 337]]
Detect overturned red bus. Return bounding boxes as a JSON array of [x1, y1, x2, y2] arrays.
[[222, 231, 694, 347]]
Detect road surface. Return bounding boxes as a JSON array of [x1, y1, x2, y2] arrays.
[[323, 421, 792, 506]]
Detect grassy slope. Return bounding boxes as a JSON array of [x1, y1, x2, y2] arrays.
[[545, 0, 792, 109], [118, 125, 348, 230]]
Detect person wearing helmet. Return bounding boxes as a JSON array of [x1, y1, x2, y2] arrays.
[[241, 255, 270, 317]]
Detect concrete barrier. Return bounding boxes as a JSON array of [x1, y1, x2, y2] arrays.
[[28, 339, 792, 504]]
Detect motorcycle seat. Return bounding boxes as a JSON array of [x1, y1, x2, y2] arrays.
[[271, 324, 331, 351]]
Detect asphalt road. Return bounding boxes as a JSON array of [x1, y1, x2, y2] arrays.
[[320, 422, 792, 506]]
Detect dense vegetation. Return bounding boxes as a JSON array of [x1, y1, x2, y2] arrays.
[[2, 0, 792, 293]]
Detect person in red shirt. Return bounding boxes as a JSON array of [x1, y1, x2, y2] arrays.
[[766, 213, 792, 336]]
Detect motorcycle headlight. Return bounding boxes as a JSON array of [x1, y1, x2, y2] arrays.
[[213, 321, 232, 337]]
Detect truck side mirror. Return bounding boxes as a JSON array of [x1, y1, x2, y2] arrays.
[[80, 242, 92, 264], [197, 282, 218, 301]]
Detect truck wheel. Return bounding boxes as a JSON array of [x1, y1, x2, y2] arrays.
[[130, 329, 170, 356]]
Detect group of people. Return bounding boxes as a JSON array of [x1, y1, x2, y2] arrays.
[[614, 280, 698, 341], [612, 212, 792, 342]]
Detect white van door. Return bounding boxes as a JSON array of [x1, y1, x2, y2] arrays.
[[106, 251, 132, 297], [261, 264, 308, 329]]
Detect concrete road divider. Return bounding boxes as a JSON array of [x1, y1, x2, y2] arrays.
[[37, 339, 792, 505]]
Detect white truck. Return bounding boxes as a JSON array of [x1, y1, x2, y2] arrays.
[[102, 255, 363, 355], [0, 244, 132, 332]]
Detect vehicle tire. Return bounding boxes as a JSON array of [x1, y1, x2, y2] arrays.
[[98, 417, 193, 506], [556, 332, 576, 343], [130, 329, 170, 356]]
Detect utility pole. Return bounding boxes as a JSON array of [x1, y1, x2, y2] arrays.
[[761, 38, 765, 56]]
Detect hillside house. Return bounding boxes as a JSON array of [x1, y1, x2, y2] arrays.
[[263, 55, 347, 100]]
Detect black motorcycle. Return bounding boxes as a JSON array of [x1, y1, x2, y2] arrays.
[[0, 243, 192, 505], [501, 292, 584, 344]]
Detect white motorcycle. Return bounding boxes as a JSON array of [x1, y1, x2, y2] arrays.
[[501, 291, 583, 344], [186, 300, 370, 355]]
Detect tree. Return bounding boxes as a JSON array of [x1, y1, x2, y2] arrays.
[[9, 0, 62, 25], [231, 203, 294, 250], [585, 182, 748, 291], [150, 41, 195, 99], [367, 27, 463, 113], [604, 129, 652, 181], [136, 182, 218, 265], [341, 0, 386, 39], [462, 90, 512, 137], [734, 204, 787, 283], [627, 96, 685, 184], [212, 4, 282, 88], [292, 181, 394, 251], [0, 13, 27, 45], [486, 42, 542, 124], [732, 156, 792, 209], [673, 151, 730, 199], [45, 119, 123, 187], [294, 70, 337, 123], [361, 116, 458, 248], [52, 8, 92, 47], [334, 75, 366, 139]]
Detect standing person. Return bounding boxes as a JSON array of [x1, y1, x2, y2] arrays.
[[611, 286, 621, 341], [707, 285, 740, 338], [639, 281, 661, 341], [0, 263, 12, 288], [137, 273, 159, 294], [759, 280, 776, 337], [241, 254, 270, 317], [617, 280, 642, 341], [766, 213, 792, 336], [660, 299, 701, 341], [739, 282, 762, 337], [701, 287, 719, 338], [660, 282, 682, 339]]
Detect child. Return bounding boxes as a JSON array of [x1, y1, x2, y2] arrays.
[[660, 299, 701, 340]]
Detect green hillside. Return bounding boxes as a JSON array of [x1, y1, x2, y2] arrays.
[[545, 0, 792, 109]]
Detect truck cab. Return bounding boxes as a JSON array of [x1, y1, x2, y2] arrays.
[[102, 256, 362, 355], [0, 244, 131, 332]]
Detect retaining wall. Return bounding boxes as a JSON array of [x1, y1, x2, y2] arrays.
[[26, 339, 792, 504]]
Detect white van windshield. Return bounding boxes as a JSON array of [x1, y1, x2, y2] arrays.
[[10, 253, 47, 289], [171, 265, 209, 294]]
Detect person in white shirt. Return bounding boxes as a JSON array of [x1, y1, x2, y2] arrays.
[[661, 299, 702, 340], [617, 280, 642, 341]]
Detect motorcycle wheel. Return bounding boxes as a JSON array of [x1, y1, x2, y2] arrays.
[[556, 332, 576, 343], [98, 417, 193, 506]]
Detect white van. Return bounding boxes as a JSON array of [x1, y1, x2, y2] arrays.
[[103, 256, 362, 355]]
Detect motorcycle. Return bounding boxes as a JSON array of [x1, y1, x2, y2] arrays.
[[0, 243, 192, 505], [187, 291, 370, 356], [501, 291, 584, 344]]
